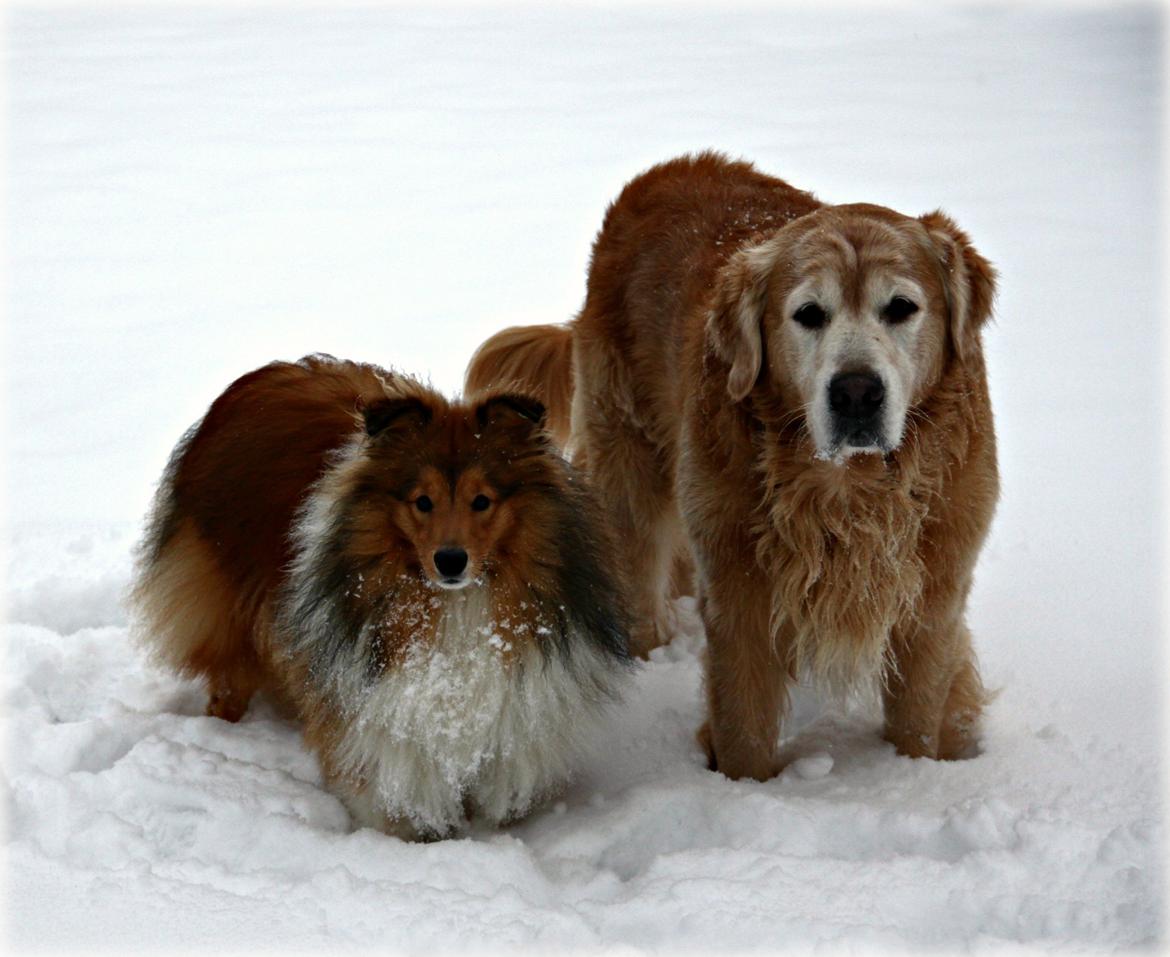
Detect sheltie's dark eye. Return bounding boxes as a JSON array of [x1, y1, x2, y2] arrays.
[[793, 302, 828, 330], [470, 494, 491, 512], [883, 296, 919, 323], [415, 495, 433, 513]]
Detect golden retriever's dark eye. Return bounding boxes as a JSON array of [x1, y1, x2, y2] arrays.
[[415, 495, 433, 513], [883, 296, 919, 323], [470, 494, 491, 512], [793, 302, 828, 329]]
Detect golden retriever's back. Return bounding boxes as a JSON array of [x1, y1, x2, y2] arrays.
[[578, 154, 821, 416]]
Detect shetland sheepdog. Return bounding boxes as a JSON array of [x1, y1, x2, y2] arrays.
[[131, 354, 632, 840]]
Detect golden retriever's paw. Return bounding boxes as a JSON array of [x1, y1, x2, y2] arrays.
[[695, 720, 717, 771], [883, 727, 940, 760], [938, 710, 984, 761], [696, 724, 786, 780], [886, 713, 984, 762], [628, 619, 671, 659]]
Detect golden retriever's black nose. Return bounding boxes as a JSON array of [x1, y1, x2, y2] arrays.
[[434, 548, 468, 578], [829, 372, 885, 421]]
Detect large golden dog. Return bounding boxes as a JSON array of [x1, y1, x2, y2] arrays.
[[467, 152, 999, 780]]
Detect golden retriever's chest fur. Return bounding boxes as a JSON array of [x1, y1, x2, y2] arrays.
[[744, 363, 983, 694], [753, 437, 931, 692]]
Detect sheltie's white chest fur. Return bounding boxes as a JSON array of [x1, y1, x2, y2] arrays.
[[331, 586, 621, 837]]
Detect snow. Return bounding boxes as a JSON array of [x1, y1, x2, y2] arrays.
[[4, 3, 1162, 952]]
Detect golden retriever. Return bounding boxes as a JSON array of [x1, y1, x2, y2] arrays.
[[466, 152, 999, 779]]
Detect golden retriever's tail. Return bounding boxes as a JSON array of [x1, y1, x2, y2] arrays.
[[465, 324, 574, 448]]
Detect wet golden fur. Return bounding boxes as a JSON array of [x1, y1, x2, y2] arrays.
[[466, 323, 574, 448], [466, 153, 999, 779], [132, 355, 630, 837]]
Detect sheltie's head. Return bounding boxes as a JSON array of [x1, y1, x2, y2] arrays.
[[284, 383, 631, 676], [355, 390, 555, 592]]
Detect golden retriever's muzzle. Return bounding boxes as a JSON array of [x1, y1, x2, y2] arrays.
[[828, 369, 888, 452]]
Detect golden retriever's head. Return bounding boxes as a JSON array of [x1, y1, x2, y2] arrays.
[[708, 204, 996, 461]]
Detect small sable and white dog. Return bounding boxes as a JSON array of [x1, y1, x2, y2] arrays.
[[131, 355, 632, 839]]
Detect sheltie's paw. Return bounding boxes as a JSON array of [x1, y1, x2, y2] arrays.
[[205, 687, 250, 723]]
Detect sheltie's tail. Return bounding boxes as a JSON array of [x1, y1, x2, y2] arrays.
[[464, 324, 574, 448]]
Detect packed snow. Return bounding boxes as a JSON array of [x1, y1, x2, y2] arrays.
[[4, 3, 1162, 952]]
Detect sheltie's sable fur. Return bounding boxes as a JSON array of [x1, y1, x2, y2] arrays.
[[466, 153, 1000, 780], [131, 354, 631, 839]]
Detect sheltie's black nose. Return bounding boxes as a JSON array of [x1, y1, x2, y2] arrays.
[[434, 547, 468, 579]]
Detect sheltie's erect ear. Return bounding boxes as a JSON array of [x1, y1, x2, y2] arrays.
[[359, 395, 433, 437], [474, 394, 547, 433]]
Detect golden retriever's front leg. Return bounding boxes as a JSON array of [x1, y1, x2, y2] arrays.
[[699, 574, 788, 781], [883, 619, 986, 761], [572, 403, 682, 659]]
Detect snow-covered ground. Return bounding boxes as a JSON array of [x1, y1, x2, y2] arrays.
[[4, 3, 1163, 951]]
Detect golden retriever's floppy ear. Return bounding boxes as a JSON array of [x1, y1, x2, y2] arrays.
[[359, 395, 432, 437], [707, 242, 774, 401], [475, 393, 547, 432], [919, 211, 997, 362]]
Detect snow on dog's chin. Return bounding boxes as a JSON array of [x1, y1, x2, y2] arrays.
[[808, 414, 884, 465], [814, 439, 888, 466], [814, 426, 898, 465], [809, 407, 907, 466]]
